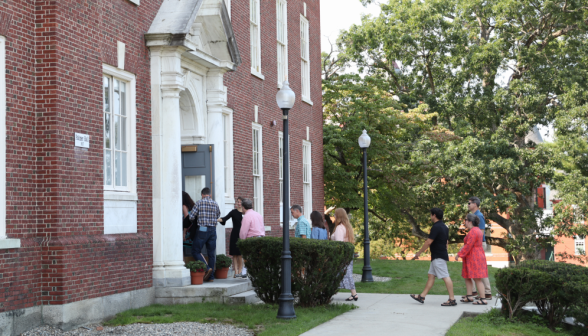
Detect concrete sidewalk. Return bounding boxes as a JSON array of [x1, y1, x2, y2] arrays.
[[301, 293, 495, 336]]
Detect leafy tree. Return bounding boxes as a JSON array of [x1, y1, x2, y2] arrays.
[[324, 0, 588, 262]]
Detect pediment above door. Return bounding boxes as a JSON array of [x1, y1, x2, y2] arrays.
[[145, 0, 241, 70]]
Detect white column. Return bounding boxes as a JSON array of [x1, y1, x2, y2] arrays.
[[151, 46, 190, 287], [207, 69, 227, 255]]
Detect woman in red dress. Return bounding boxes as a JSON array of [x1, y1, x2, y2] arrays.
[[456, 213, 488, 305]]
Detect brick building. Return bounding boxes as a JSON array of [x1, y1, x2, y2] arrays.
[[0, 0, 323, 334]]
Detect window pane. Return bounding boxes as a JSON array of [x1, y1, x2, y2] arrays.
[[113, 79, 120, 115], [121, 152, 127, 187], [115, 116, 120, 150], [121, 117, 126, 151], [120, 82, 126, 116], [115, 151, 121, 186], [185, 175, 206, 202], [104, 150, 112, 186], [104, 113, 111, 149], [103, 76, 110, 112]]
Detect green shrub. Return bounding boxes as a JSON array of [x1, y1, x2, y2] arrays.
[[496, 260, 588, 330], [186, 260, 206, 273], [216, 254, 232, 268], [238, 237, 355, 307]]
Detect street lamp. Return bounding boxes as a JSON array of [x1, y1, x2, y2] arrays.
[[276, 80, 296, 319], [358, 130, 373, 282]]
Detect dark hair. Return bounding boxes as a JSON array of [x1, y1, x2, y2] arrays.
[[201, 187, 211, 196], [469, 197, 481, 207], [182, 191, 195, 209], [236, 196, 245, 202], [430, 208, 444, 221], [242, 198, 253, 210], [310, 211, 325, 229], [466, 213, 480, 227], [291, 204, 303, 213]]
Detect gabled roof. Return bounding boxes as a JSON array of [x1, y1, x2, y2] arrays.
[[146, 0, 241, 67]]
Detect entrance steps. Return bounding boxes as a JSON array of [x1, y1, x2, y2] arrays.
[[154, 277, 261, 305]]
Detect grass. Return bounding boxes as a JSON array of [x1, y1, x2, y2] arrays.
[[105, 302, 354, 336], [447, 308, 582, 336], [341, 259, 499, 295]]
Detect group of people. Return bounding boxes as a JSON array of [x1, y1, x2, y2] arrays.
[[410, 197, 491, 307], [182, 189, 267, 282], [181, 188, 359, 300]]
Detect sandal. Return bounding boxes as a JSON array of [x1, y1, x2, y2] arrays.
[[410, 294, 425, 304], [345, 294, 358, 301], [460, 295, 475, 303], [461, 292, 477, 299], [441, 299, 457, 306], [473, 299, 487, 305]]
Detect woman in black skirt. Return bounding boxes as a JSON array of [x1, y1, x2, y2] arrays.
[[218, 197, 244, 278]]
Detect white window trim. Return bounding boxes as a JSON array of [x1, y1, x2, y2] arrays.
[[102, 64, 137, 201], [223, 107, 234, 202], [128, 0, 140, 5], [303, 140, 312, 218], [250, 0, 264, 79], [252, 122, 264, 216], [277, 0, 288, 88], [300, 15, 312, 105], [575, 236, 586, 256], [0, 35, 19, 249]]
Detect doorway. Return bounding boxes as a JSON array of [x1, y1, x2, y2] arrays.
[[182, 145, 215, 261]]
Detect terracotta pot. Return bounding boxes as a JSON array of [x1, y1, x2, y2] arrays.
[[191, 270, 205, 285], [215, 267, 230, 279]]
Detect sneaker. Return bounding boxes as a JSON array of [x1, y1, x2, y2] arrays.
[[203, 269, 213, 281]]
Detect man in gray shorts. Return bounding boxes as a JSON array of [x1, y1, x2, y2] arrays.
[[410, 208, 456, 306]]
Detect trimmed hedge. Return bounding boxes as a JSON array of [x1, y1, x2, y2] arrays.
[[495, 260, 588, 330], [238, 237, 355, 307]]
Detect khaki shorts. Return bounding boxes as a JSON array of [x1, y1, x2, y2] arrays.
[[428, 258, 450, 279]]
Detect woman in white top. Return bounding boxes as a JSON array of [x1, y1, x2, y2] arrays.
[[331, 208, 358, 301]]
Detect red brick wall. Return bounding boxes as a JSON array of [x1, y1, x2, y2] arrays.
[[224, 0, 323, 245], [0, 0, 162, 312]]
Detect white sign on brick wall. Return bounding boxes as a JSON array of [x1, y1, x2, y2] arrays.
[[75, 133, 90, 148]]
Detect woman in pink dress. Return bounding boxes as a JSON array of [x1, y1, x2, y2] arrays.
[[456, 213, 488, 305]]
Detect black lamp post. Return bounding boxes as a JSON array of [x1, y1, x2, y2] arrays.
[[359, 130, 373, 282], [276, 81, 296, 319]]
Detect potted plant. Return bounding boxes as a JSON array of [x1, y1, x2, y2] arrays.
[[186, 261, 207, 285], [215, 254, 232, 279]]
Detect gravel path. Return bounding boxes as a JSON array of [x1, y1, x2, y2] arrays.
[[352, 274, 391, 282], [21, 322, 253, 336]]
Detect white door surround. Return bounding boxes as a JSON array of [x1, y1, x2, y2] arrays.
[[146, 0, 241, 287]]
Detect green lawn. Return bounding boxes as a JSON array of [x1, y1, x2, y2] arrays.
[[447, 309, 578, 336], [105, 302, 354, 336], [341, 259, 498, 295]]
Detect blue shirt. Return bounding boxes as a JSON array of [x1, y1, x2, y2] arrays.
[[295, 215, 312, 238], [474, 210, 486, 242], [188, 196, 221, 227], [311, 227, 328, 240]]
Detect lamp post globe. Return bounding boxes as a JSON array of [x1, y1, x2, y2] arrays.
[[359, 130, 373, 282], [277, 80, 296, 319]]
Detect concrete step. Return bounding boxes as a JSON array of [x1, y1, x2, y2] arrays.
[[154, 278, 255, 305], [227, 290, 261, 305]]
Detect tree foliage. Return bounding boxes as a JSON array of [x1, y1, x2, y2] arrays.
[[323, 0, 588, 262]]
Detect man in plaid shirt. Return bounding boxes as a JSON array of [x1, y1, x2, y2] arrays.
[[188, 187, 222, 281]]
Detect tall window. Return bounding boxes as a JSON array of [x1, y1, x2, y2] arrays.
[[250, 0, 262, 76], [277, 0, 288, 87], [575, 236, 586, 255], [103, 75, 130, 191], [252, 124, 263, 214], [300, 15, 311, 102], [303, 141, 312, 217]]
